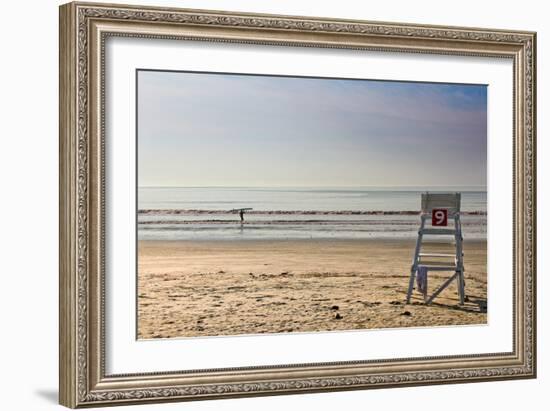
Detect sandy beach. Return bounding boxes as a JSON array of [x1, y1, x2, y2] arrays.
[[137, 239, 487, 339]]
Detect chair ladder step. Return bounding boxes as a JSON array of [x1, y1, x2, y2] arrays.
[[416, 265, 460, 271], [420, 228, 457, 235], [419, 253, 457, 258]]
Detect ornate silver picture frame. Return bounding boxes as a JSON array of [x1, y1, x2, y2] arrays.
[[59, 2, 536, 408]]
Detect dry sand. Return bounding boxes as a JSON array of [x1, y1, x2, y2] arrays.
[[137, 239, 487, 339]]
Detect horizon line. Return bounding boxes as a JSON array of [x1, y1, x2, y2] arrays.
[[138, 184, 488, 190]]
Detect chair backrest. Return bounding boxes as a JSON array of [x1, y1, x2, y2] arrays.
[[421, 192, 461, 215]]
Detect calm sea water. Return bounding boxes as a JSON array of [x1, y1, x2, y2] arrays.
[[138, 187, 487, 241]]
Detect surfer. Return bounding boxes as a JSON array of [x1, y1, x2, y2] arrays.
[[230, 208, 252, 224]]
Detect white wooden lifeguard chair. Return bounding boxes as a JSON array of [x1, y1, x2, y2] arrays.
[[406, 192, 465, 305]]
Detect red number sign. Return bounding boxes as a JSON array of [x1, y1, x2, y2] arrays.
[[432, 208, 448, 226]]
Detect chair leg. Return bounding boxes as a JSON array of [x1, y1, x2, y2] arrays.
[[407, 216, 426, 304], [423, 270, 428, 303], [458, 269, 465, 305], [426, 272, 459, 305], [406, 266, 416, 304], [454, 269, 465, 305]]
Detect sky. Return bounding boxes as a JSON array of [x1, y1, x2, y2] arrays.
[[137, 70, 487, 188]]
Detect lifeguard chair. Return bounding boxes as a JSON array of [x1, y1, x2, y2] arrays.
[[406, 192, 465, 305]]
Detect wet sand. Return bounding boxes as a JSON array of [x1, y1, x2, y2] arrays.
[[137, 239, 487, 339]]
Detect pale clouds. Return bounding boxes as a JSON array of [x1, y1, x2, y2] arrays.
[[137, 70, 487, 188]]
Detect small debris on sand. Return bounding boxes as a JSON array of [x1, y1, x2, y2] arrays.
[[138, 239, 487, 338]]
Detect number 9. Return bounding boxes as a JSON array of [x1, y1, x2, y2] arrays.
[[434, 210, 445, 224]]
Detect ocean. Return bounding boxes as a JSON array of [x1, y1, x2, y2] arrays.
[[137, 187, 487, 241]]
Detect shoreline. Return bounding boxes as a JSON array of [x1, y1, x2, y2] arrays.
[[138, 237, 486, 244], [139, 209, 487, 216]]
